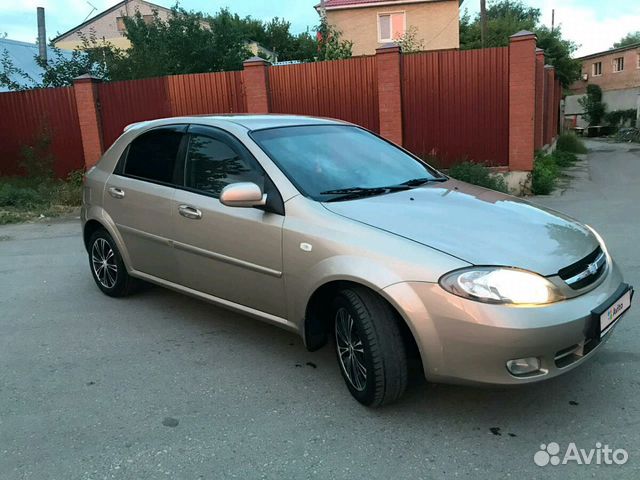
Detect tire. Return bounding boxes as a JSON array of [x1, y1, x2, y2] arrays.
[[88, 229, 138, 297], [332, 287, 408, 407]]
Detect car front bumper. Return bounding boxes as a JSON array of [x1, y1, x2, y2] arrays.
[[384, 261, 633, 385]]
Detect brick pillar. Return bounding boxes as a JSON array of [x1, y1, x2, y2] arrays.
[[73, 74, 104, 169], [534, 48, 545, 151], [543, 65, 555, 146], [555, 79, 562, 139], [375, 44, 403, 146], [508, 31, 537, 171], [242, 57, 271, 114]]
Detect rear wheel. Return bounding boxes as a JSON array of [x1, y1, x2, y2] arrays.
[[88, 229, 138, 297], [332, 287, 408, 407]]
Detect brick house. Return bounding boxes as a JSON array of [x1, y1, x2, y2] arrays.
[[566, 43, 640, 127], [317, 0, 460, 56], [52, 0, 173, 51]]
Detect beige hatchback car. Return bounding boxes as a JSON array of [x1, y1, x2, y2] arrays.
[[82, 115, 633, 407]]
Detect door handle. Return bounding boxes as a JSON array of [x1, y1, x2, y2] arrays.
[[178, 205, 202, 220], [108, 187, 125, 199]]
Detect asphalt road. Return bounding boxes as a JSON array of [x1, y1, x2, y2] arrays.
[[1, 140, 639, 479]]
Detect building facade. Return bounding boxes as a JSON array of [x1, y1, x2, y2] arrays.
[[52, 0, 172, 51], [319, 0, 460, 56], [566, 43, 640, 127]]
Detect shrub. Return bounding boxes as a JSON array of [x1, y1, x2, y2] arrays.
[[552, 150, 578, 167], [556, 133, 587, 154], [19, 126, 56, 179], [448, 162, 508, 193], [0, 182, 45, 208], [604, 109, 637, 128], [578, 84, 606, 126], [531, 153, 559, 195]]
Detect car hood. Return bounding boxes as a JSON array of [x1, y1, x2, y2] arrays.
[[322, 180, 599, 276]]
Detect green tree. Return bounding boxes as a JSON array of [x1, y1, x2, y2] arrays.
[[394, 26, 425, 53], [459, 0, 581, 87], [578, 84, 606, 126], [315, 16, 353, 61], [613, 31, 640, 48]]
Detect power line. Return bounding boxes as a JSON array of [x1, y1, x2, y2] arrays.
[[423, 0, 466, 47]]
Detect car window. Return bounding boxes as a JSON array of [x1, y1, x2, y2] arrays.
[[184, 133, 265, 197], [250, 125, 440, 201], [124, 127, 184, 184]]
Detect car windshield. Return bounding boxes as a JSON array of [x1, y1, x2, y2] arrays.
[[250, 125, 442, 201]]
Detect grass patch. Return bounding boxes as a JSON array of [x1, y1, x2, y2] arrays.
[[448, 162, 508, 193], [531, 148, 581, 195], [0, 171, 83, 225], [556, 134, 588, 154]]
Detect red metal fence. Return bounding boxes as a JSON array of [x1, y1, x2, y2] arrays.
[[0, 87, 84, 177], [269, 56, 379, 133], [168, 71, 246, 117], [98, 77, 171, 148], [98, 71, 247, 148], [0, 39, 561, 178], [402, 47, 510, 167]]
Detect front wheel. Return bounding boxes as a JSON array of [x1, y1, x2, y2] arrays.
[[88, 229, 138, 297], [332, 287, 408, 407]]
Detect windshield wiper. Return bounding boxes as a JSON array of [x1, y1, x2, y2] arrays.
[[396, 176, 448, 187]]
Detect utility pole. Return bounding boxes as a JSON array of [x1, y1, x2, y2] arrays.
[[480, 0, 487, 48], [551, 9, 555, 33]]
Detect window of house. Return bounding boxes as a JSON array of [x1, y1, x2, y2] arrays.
[[184, 133, 264, 198], [592, 62, 602, 76], [637, 53, 640, 69], [613, 57, 624, 72], [378, 12, 406, 43], [123, 127, 185, 184]]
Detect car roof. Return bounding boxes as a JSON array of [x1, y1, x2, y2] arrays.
[[125, 114, 348, 134]]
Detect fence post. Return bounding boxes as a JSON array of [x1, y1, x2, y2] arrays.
[[375, 44, 403, 146], [534, 48, 545, 151], [543, 65, 555, 146], [242, 57, 271, 114], [508, 31, 537, 171], [73, 74, 104, 170]]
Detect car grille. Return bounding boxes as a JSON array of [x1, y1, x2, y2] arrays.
[[558, 246, 606, 290]]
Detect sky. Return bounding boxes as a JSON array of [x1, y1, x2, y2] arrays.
[[1, 0, 639, 57]]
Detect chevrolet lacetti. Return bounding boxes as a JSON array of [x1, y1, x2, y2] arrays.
[[81, 115, 634, 407]]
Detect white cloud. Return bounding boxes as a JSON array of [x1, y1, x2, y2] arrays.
[[535, 0, 640, 56]]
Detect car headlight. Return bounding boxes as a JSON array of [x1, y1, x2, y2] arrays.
[[439, 267, 563, 305]]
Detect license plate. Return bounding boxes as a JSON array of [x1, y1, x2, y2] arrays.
[[600, 289, 632, 336]]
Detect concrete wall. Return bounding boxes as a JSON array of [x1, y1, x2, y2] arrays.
[[565, 87, 640, 128], [325, 0, 459, 56], [54, 0, 171, 50]]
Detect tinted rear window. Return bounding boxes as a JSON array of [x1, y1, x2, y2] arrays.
[[124, 128, 184, 184]]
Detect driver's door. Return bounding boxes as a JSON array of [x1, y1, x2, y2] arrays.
[[171, 125, 286, 318]]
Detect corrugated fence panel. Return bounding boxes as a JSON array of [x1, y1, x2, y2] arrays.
[[98, 77, 171, 149], [402, 47, 510, 167], [168, 71, 246, 116], [269, 57, 379, 132], [0, 87, 84, 177]]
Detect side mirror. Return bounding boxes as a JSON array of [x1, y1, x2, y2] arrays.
[[219, 182, 267, 208]]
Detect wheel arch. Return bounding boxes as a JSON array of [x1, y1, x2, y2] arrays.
[[303, 280, 421, 367], [82, 208, 133, 272]]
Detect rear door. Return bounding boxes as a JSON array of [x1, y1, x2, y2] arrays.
[[104, 125, 187, 282], [171, 125, 287, 317]]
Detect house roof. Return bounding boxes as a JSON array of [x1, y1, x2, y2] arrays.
[[576, 42, 640, 61], [0, 38, 72, 92], [317, 0, 457, 10], [52, 0, 172, 42]]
